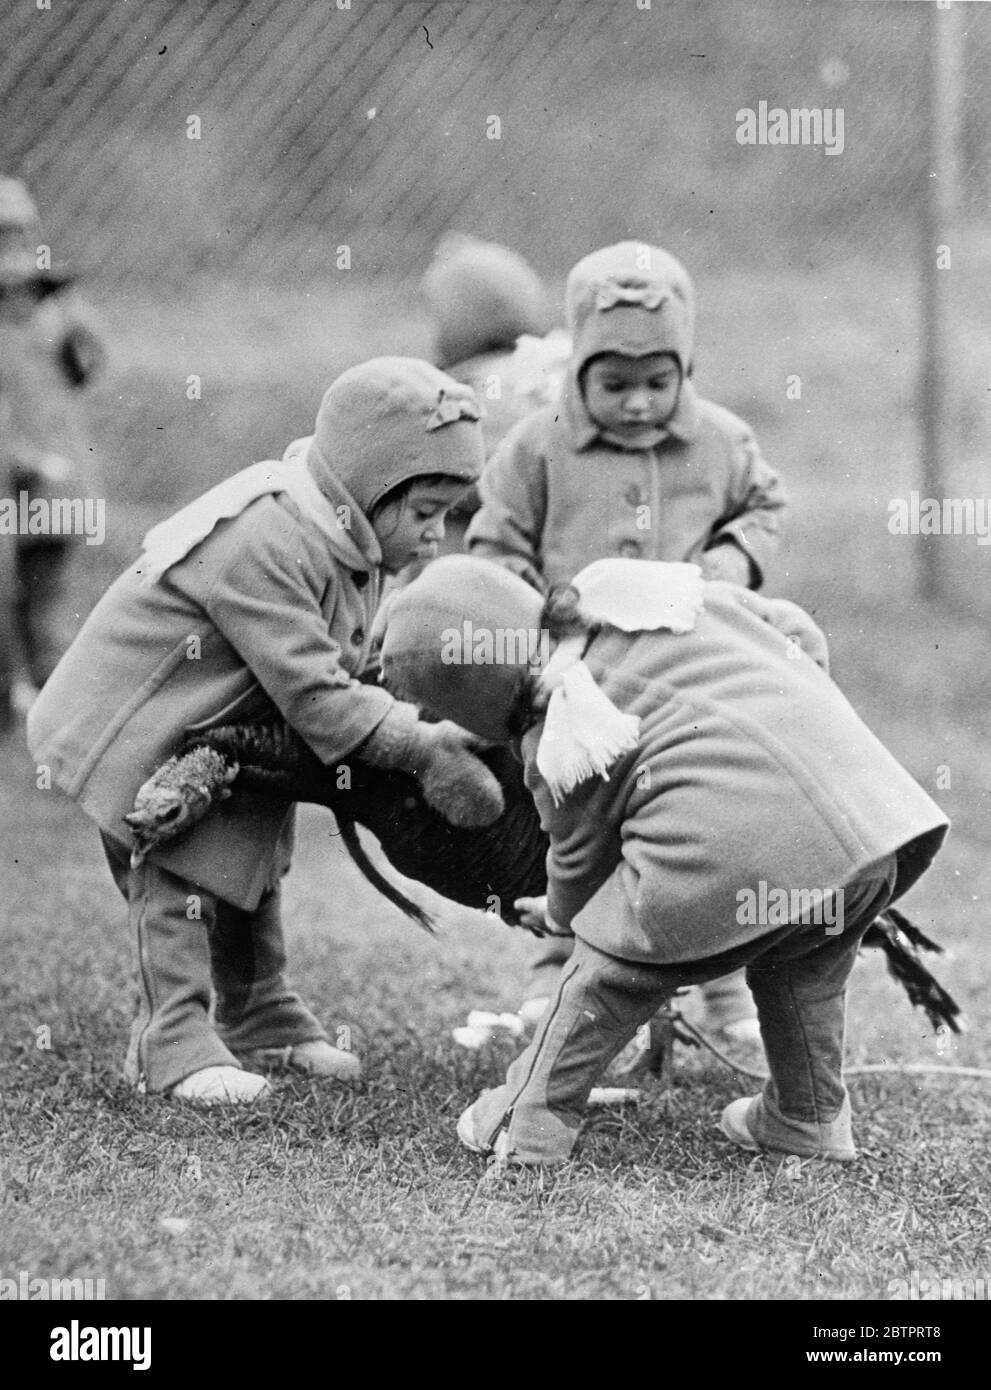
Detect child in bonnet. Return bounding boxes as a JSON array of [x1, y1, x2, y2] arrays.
[[27, 358, 498, 1105], [379, 555, 948, 1165], [463, 238, 788, 1051]]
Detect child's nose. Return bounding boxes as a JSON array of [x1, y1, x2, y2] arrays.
[[425, 515, 445, 541], [624, 387, 651, 414]]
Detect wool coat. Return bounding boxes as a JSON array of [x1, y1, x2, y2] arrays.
[[467, 241, 786, 591], [520, 583, 948, 964], [27, 359, 484, 911], [26, 486, 391, 911]]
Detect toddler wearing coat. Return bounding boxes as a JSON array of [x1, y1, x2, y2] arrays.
[[466, 239, 788, 1047], [379, 556, 949, 1165], [0, 176, 106, 723], [27, 358, 491, 1105]]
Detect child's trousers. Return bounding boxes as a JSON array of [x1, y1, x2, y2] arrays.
[[102, 834, 328, 1093], [16, 536, 71, 688], [525, 933, 756, 1031], [469, 855, 898, 1164]]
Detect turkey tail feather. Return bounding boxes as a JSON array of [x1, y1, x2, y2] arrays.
[[337, 817, 436, 934], [880, 905, 943, 956], [862, 910, 964, 1035]]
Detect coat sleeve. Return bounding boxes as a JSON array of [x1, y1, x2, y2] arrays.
[[202, 513, 394, 766], [524, 750, 624, 930], [553, 755, 697, 955], [465, 420, 549, 593], [708, 425, 787, 589]]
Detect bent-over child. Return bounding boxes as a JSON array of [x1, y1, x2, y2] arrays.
[[27, 358, 492, 1105], [380, 556, 949, 1165]]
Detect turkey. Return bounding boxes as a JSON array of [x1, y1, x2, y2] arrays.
[[125, 719, 546, 933], [126, 720, 964, 1035]]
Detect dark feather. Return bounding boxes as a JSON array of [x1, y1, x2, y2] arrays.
[[336, 816, 435, 934], [861, 910, 964, 1035]]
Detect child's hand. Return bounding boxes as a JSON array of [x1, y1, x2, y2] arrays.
[[701, 543, 752, 587], [362, 706, 505, 827], [416, 721, 505, 825], [514, 895, 549, 932], [513, 895, 570, 937]]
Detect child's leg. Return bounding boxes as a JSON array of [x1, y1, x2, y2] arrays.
[[208, 881, 329, 1056], [16, 537, 71, 689], [517, 933, 575, 1036], [697, 967, 758, 1034], [102, 834, 242, 1093], [461, 937, 679, 1164], [739, 856, 899, 1157]]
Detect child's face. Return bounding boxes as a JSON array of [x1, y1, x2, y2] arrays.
[[581, 352, 681, 445], [372, 479, 468, 573]]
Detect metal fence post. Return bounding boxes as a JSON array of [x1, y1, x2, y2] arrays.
[[918, 1, 962, 604]]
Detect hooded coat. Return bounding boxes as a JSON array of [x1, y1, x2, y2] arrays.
[[466, 241, 786, 591], [379, 558, 948, 968], [26, 358, 483, 911], [523, 584, 948, 963], [0, 175, 106, 499]]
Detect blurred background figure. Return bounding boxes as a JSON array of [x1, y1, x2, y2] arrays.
[[411, 232, 570, 573], [0, 175, 106, 725]]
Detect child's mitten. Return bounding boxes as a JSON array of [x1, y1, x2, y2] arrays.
[[361, 702, 505, 827]]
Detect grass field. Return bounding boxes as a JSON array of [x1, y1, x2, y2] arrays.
[[1, 255, 989, 1301]]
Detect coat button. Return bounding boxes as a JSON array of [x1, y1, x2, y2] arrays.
[[624, 484, 643, 507], [351, 626, 365, 645], [618, 540, 641, 558]]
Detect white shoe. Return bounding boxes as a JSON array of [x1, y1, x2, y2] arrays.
[[171, 1065, 271, 1105], [719, 1017, 762, 1044], [285, 1040, 362, 1081], [517, 996, 550, 1036], [456, 1097, 489, 1153], [11, 678, 40, 716], [238, 1040, 362, 1081], [719, 1094, 857, 1162], [457, 1096, 513, 1163]]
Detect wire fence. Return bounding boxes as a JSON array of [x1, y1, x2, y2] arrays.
[[3, 0, 990, 291]]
